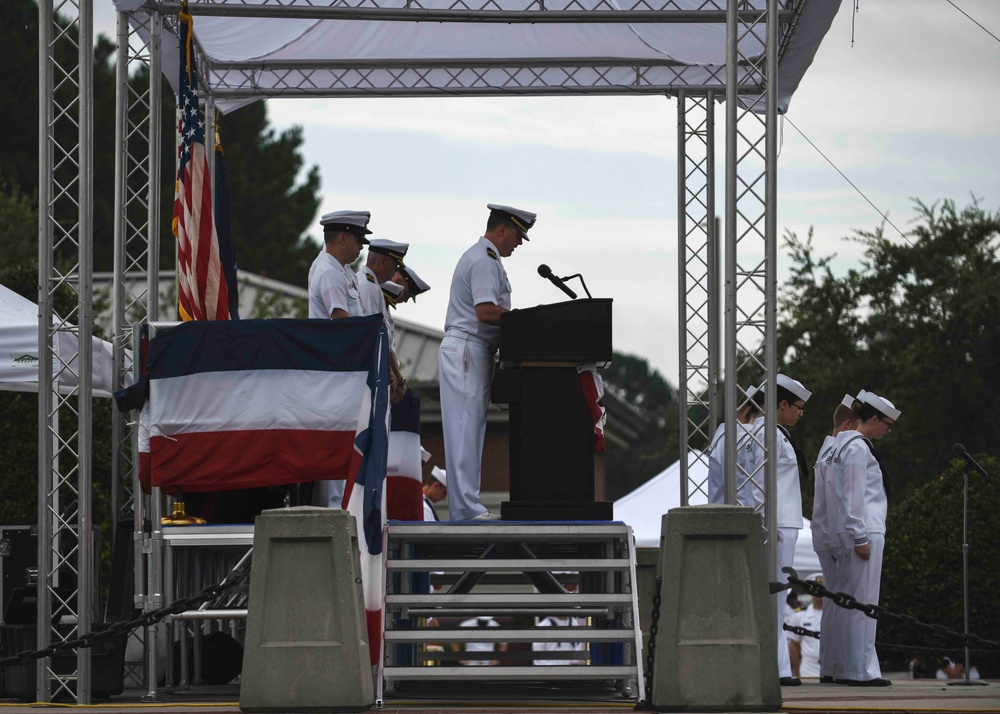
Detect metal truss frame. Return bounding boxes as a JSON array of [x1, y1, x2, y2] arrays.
[[721, 0, 780, 576], [37, 0, 796, 701], [36, 0, 94, 702]]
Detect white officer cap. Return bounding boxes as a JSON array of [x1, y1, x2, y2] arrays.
[[431, 466, 447, 487], [398, 265, 431, 301], [840, 393, 855, 409], [320, 210, 372, 243], [487, 203, 537, 240], [380, 280, 405, 308], [368, 239, 409, 265], [862, 391, 901, 421], [776, 374, 812, 403]]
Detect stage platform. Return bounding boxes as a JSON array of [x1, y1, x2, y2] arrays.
[[0, 678, 997, 713]]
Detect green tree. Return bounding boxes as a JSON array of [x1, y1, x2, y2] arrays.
[[777, 199, 1000, 502], [880, 454, 1000, 677], [604, 352, 680, 500], [0, 173, 37, 266], [2, 1, 323, 290]]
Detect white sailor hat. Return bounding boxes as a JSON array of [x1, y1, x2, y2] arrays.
[[431, 466, 447, 487], [420, 446, 432, 463], [368, 238, 408, 265], [862, 391, 901, 421], [380, 280, 405, 309], [398, 265, 431, 301], [776, 374, 812, 403], [487, 203, 537, 240], [841, 393, 855, 409], [745, 384, 759, 399], [320, 210, 372, 243]]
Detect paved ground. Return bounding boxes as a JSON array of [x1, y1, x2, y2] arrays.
[[0, 677, 997, 713]]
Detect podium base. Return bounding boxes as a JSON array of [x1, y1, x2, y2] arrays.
[[501, 500, 613, 521]]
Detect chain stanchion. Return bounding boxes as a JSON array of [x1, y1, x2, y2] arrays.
[[0, 552, 252, 668], [636, 575, 662, 711], [781, 568, 1000, 652]]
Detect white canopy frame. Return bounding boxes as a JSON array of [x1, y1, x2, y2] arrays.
[[34, 0, 840, 702]]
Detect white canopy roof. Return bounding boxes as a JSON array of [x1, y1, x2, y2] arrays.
[[613, 450, 822, 576], [114, 0, 841, 114], [0, 284, 121, 398]]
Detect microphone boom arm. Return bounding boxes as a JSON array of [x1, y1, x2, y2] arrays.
[[560, 273, 592, 299]]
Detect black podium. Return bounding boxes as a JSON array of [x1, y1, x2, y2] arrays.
[[491, 298, 613, 521]]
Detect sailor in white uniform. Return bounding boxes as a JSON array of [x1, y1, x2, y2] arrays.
[[812, 393, 856, 683], [707, 385, 761, 504], [422, 466, 448, 522], [439, 204, 535, 521], [741, 374, 812, 686], [308, 210, 370, 509], [307, 210, 370, 320], [831, 391, 900, 687]]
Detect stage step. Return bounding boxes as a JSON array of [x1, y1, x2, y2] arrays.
[[378, 521, 645, 707]]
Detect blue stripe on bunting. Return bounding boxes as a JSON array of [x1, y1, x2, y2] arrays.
[[354, 323, 390, 556], [146, 317, 383, 379], [390, 390, 421, 434]]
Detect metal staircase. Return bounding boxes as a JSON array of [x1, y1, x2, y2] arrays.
[[378, 521, 644, 705]]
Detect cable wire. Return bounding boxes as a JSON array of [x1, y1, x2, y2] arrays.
[[946, 0, 1000, 45], [781, 114, 910, 243]]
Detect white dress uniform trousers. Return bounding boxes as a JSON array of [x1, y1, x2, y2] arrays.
[[439, 332, 495, 520], [812, 435, 838, 679]]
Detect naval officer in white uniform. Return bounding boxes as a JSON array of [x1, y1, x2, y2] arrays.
[[358, 238, 409, 402], [307, 210, 371, 509], [831, 391, 900, 687], [439, 203, 535, 521], [307, 210, 370, 319]]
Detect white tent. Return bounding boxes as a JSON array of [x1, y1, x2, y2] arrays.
[[613, 450, 822, 576], [0, 283, 120, 398]]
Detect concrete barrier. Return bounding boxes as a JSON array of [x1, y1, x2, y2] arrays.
[[240, 507, 373, 713], [651, 505, 780, 711]]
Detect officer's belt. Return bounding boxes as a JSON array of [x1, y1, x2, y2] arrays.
[[444, 328, 497, 354]]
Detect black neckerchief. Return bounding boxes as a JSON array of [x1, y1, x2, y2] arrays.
[[864, 439, 890, 498], [777, 424, 810, 488], [423, 495, 440, 521]]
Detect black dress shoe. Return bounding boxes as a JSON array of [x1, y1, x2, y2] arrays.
[[820, 676, 834, 684], [847, 678, 892, 687], [780, 677, 803, 686]]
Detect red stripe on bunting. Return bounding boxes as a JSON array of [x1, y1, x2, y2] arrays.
[[385, 476, 424, 521], [150, 429, 356, 491]]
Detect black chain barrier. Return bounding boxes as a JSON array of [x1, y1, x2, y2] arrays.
[[0, 560, 250, 669], [782, 567, 1000, 652], [784, 623, 820, 640], [635, 575, 662, 711]]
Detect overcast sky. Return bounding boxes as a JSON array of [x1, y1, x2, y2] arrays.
[[97, 0, 1000, 383]]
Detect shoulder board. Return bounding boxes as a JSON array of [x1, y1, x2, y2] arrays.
[[366, 273, 376, 284], [486, 247, 498, 261]]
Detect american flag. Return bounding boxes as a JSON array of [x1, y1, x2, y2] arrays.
[[173, 6, 229, 321]]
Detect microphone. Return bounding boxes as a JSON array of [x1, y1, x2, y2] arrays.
[[953, 443, 990, 479], [537, 264, 577, 299]]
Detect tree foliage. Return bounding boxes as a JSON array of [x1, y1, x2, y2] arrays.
[[880, 454, 1000, 677], [1, 0, 322, 290], [778, 199, 1000, 502], [604, 351, 680, 500]]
